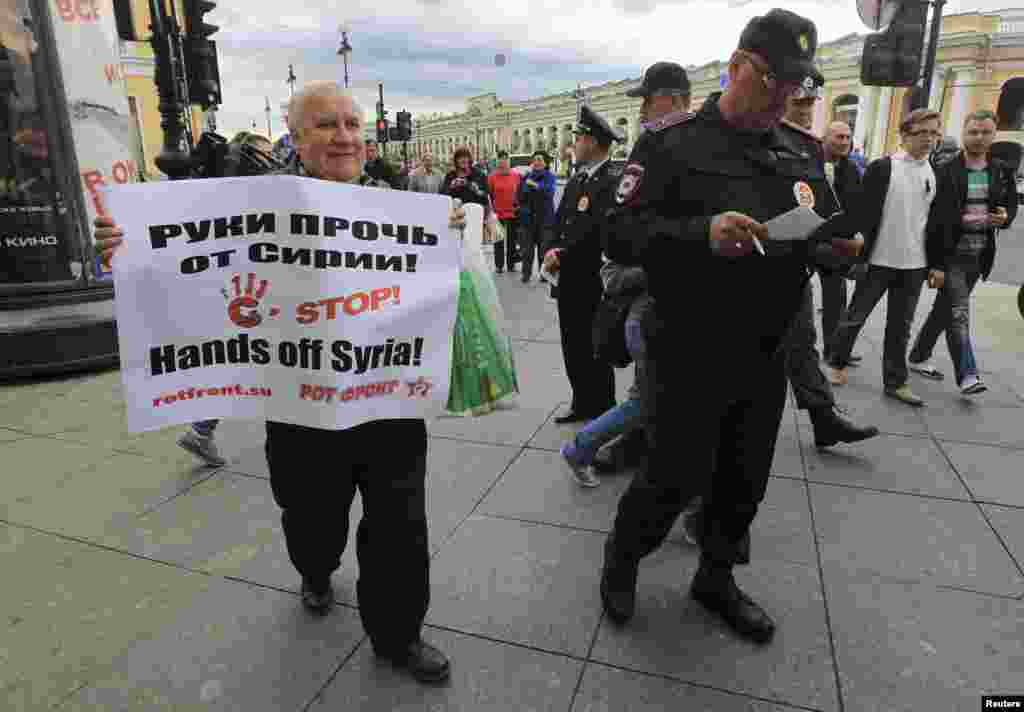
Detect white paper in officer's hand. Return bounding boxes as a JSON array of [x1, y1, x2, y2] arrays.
[[762, 207, 825, 241]]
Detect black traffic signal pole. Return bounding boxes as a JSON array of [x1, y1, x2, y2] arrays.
[[379, 83, 387, 158], [914, 0, 947, 110], [149, 0, 192, 179]]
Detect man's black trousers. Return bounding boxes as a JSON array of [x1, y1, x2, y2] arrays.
[[609, 312, 787, 567], [556, 273, 615, 417], [266, 418, 429, 654]]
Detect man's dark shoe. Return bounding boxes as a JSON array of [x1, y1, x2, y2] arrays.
[[690, 565, 775, 644], [810, 406, 880, 449], [300, 578, 334, 616], [555, 410, 587, 425], [600, 538, 639, 624], [379, 639, 451, 684]]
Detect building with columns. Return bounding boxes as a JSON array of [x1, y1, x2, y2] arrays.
[[411, 9, 1024, 171]]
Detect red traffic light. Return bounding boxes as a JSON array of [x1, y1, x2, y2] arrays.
[[376, 120, 386, 130]]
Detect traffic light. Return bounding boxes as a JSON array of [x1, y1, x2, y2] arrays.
[[183, 0, 221, 110], [376, 118, 389, 144], [396, 110, 412, 141], [861, 0, 928, 87]]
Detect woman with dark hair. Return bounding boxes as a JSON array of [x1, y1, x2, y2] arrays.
[[441, 147, 490, 210]]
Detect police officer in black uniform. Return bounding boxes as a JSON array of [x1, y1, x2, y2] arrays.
[[599, 9, 863, 644], [544, 105, 623, 423]]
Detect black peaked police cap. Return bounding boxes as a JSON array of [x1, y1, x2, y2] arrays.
[[625, 62, 691, 98], [738, 9, 824, 87], [572, 105, 624, 145]]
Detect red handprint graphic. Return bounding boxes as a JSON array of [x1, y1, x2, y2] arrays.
[[223, 273, 280, 328]]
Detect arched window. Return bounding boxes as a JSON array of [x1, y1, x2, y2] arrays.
[[996, 77, 1024, 130], [832, 94, 859, 137]]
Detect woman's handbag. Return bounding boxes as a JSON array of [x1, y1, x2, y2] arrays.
[[592, 293, 634, 368]]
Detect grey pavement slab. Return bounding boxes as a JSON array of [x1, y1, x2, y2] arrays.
[[0, 524, 213, 711], [810, 483, 1024, 596], [427, 515, 605, 657], [60, 578, 365, 712], [800, 433, 970, 500], [590, 552, 838, 711], [940, 440, 1024, 506], [921, 402, 1024, 449], [825, 573, 1024, 712], [981, 504, 1024, 573], [2, 449, 215, 540], [571, 663, 814, 711], [428, 401, 554, 446], [480, 449, 817, 566], [312, 627, 583, 711]]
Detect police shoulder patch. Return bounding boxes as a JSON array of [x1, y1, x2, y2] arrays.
[[615, 163, 645, 205], [645, 110, 695, 134], [779, 119, 822, 144]]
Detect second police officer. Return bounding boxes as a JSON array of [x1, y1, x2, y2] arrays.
[[600, 9, 863, 643], [543, 105, 624, 423]]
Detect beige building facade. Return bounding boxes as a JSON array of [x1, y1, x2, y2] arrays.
[[412, 10, 1024, 169]]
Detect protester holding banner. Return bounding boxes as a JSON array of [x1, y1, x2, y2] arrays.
[[94, 81, 465, 685]]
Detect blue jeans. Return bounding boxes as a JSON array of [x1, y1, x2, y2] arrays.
[[192, 420, 219, 437], [571, 317, 646, 464], [909, 253, 982, 386]]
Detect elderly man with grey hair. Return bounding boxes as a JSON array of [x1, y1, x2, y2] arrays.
[[93, 81, 464, 684]]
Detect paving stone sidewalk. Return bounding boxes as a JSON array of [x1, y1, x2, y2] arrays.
[[1, 274, 1022, 711]]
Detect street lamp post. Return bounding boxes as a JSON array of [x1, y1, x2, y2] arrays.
[[337, 26, 352, 88], [286, 64, 297, 97]]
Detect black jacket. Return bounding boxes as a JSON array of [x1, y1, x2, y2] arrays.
[[927, 152, 1018, 280], [857, 156, 947, 271], [365, 158, 400, 188], [545, 159, 619, 293], [602, 95, 841, 365], [440, 169, 490, 210]]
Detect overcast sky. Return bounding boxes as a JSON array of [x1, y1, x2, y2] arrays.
[[207, 0, 1005, 138]]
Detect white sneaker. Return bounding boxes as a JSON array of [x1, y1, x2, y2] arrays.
[[560, 443, 600, 488], [909, 360, 944, 381], [177, 430, 227, 466], [960, 376, 988, 396]]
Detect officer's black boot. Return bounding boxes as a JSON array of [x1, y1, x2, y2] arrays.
[[600, 535, 639, 624], [690, 557, 775, 644], [809, 405, 880, 449], [300, 577, 334, 616], [379, 639, 451, 684]]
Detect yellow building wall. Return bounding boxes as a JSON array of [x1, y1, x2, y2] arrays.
[[123, 0, 205, 178]]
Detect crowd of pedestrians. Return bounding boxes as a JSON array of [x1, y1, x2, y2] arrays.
[[91, 6, 1019, 690]]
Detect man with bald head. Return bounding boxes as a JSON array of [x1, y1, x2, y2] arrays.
[[820, 120, 862, 361]]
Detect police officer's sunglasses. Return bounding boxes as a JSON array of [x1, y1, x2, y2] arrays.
[[735, 51, 804, 96]]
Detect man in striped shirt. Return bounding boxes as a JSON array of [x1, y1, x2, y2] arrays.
[[908, 110, 1017, 395]]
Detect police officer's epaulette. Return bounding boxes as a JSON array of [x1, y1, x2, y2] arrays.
[[644, 110, 695, 133], [779, 119, 823, 144]]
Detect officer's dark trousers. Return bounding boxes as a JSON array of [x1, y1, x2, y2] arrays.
[[266, 418, 429, 653], [818, 270, 848, 361], [610, 316, 787, 567], [557, 274, 615, 417], [785, 281, 835, 412]]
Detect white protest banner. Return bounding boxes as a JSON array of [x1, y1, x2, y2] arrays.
[[105, 175, 460, 432]]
